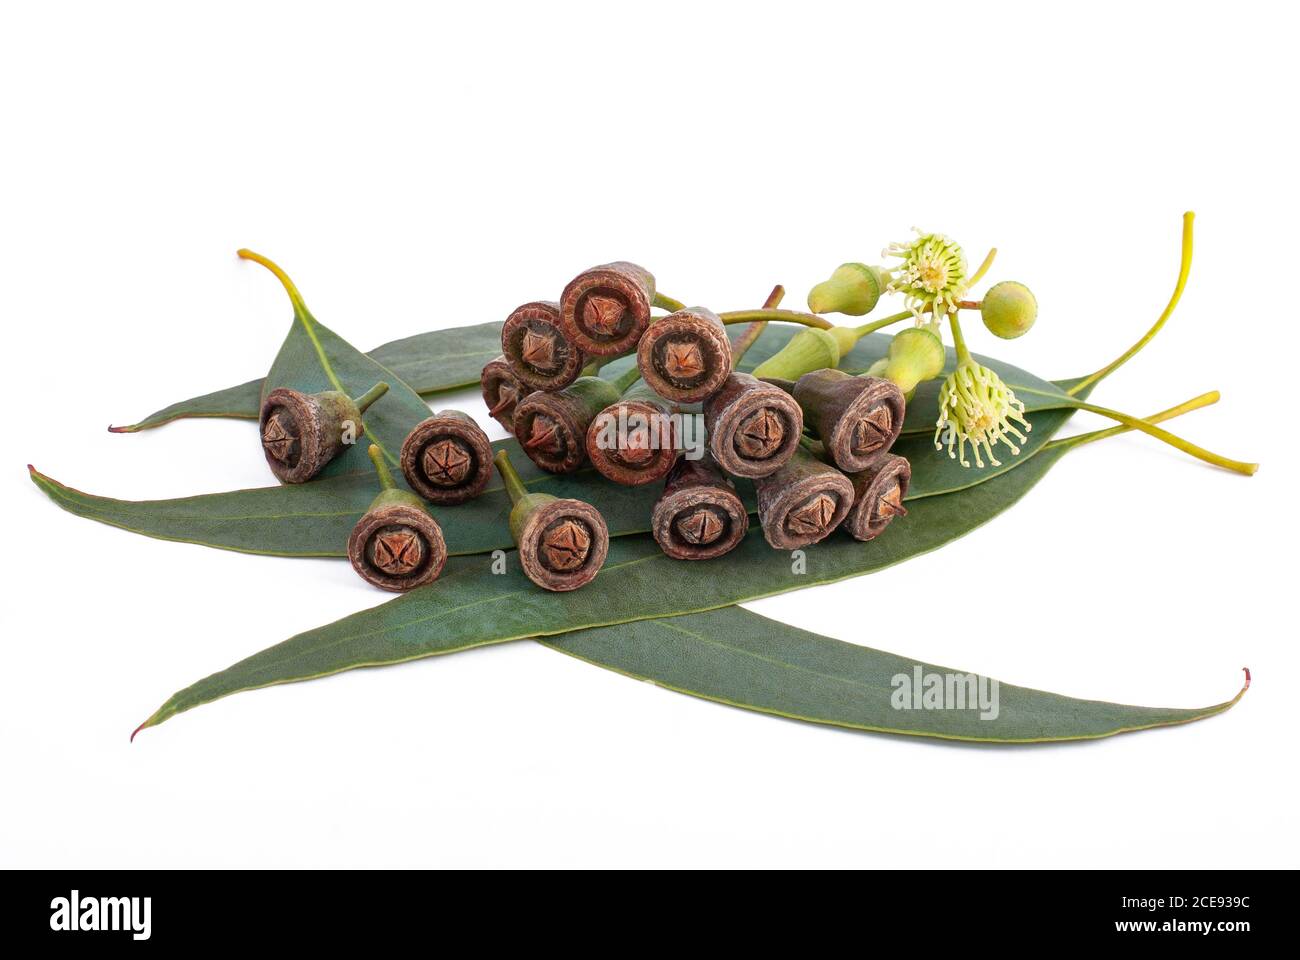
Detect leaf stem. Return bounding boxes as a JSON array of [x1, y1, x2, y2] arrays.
[[237, 249, 311, 319], [1066, 397, 1256, 475], [1068, 212, 1194, 396], [1046, 391, 1219, 452]]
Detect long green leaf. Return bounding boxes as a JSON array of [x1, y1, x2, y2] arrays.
[[244, 251, 434, 478], [541, 607, 1249, 743], [109, 322, 505, 433], [111, 315, 1069, 435], [32, 407, 1079, 559], [134, 430, 1079, 733]]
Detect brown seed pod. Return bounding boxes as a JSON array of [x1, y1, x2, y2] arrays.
[[585, 381, 680, 486], [496, 450, 610, 592], [842, 453, 911, 542], [399, 410, 494, 505], [754, 446, 855, 550], [480, 355, 525, 435], [348, 445, 448, 592], [793, 369, 906, 472], [636, 306, 732, 403], [702, 372, 804, 478], [559, 261, 657, 357], [651, 454, 749, 560], [513, 376, 621, 474], [501, 301, 586, 392], [259, 381, 388, 484]]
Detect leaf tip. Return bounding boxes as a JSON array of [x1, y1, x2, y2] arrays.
[[107, 423, 133, 434], [1242, 666, 1251, 691], [130, 717, 153, 743]]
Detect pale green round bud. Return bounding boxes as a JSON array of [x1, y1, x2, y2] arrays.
[[980, 281, 1037, 339], [807, 263, 885, 316]]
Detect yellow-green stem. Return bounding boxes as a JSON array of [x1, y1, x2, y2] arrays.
[[367, 444, 398, 490], [1068, 212, 1194, 396], [493, 450, 530, 504], [1047, 392, 1219, 452], [966, 247, 997, 289], [353, 381, 389, 414], [1067, 397, 1256, 475]]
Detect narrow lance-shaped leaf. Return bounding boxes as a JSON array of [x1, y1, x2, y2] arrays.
[[128, 390, 1223, 734], [30, 406, 1084, 559], [542, 607, 1249, 744], [240, 249, 432, 478], [109, 322, 506, 433]]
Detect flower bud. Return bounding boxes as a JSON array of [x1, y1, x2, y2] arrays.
[[879, 326, 946, 393], [980, 281, 1037, 339], [806, 263, 886, 316]]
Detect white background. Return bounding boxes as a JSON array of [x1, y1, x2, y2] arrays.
[[2, 1, 1296, 869]]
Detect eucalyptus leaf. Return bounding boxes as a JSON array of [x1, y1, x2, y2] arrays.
[[542, 607, 1249, 743], [243, 251, 434, 479], [111, 317, 1070, 436], [109, 322, 505, 433], [31, 407, 1079, 559], [134, 434, 1081, 733]]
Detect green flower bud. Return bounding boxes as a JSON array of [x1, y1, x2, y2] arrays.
[[933, 359, 1031, 468], [807, 263, 886, 316], [980, 281, 1037, 339], [879, 326, 946, 394], [751, 327, 841, 380]]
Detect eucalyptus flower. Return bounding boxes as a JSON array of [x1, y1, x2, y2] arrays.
[[933, 357, 1031, 468], [883, 229, 969, 320]]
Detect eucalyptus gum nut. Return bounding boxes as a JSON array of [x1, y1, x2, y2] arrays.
[[981, 281, 1038, 339], [750, 327, 840, 380], [842, 453, 911, 541], [512, 496, 610, 592], [806, 262, 884, 316], [651, 454, 749, 560], [793, 370, 906, 472], [399, 410, 494, 505], [585, 394, 679, 486], [636, 306, 731, 402], [259, 387, 363, 484], [480, 355, 524, 435], [754, 446, 855, 550], [560, 261, 657, 357], [514, 377, 622, 474], [347, 500, 448, 592], [501, 301, 586, 391], [702, 373, 804, 478]]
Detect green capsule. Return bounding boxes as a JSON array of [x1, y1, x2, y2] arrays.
[[981, 281, 1037, 339]]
